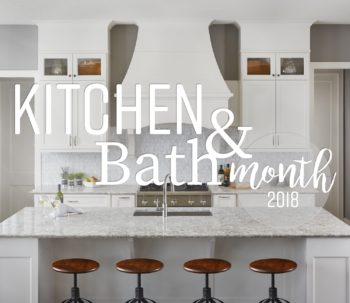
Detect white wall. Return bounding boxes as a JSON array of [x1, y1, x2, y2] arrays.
[[0, 25, 38, 70]]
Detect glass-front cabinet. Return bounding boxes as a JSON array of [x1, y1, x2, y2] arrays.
[[241, 53, 276, 80], [276, 53, 309, 80], [241, 52, 309, 80], [40, 53, 106, 81], [40, 54, 72, 81], [73, 53, 106, 81]]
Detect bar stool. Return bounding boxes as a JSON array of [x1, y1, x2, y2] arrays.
[[116, 258, 164, 303], [249, 258, 297, 303], [183, 258, 231, 303], [52, 258, 100, 303]]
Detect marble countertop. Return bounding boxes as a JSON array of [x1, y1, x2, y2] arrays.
[[0, 207, 349, 238], [209, 185, 318, 194], [30, 185, 139, 195]]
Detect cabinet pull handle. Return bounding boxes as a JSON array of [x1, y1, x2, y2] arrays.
[[70, 136, 72, 146], [277, 135, 279, 146], [67, 201, 78, 203], [219, 196, 230, 198], [74, 136, 77, 146], [119, 197, 130, 199], [272, 135, 275, 146]]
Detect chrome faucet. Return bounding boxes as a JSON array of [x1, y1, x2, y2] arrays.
[[162, 174, 175, 217]]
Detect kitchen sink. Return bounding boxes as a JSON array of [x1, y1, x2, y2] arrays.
[[133, 210, 213, 217]]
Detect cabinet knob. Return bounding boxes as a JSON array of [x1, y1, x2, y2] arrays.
[[69, 75, 71, 77], [272, 74, 275, 77], [74, 75, 76, 77], [277, 74, 280, 77]]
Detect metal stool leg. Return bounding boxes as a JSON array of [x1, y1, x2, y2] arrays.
[[259, 274, 290, 303], [124, 274, 158, 303]]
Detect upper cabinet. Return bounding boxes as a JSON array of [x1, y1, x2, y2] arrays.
[[241, 52, 309, 80], [39, 53, 107, 81]]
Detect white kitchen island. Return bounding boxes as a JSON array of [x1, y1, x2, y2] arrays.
[[0, 207, 349, 303]]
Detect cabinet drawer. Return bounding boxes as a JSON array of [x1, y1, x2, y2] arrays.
[[34, 194, 111, 207], [112, 195, 135, 207], [237, 194, 315, 208], [213, 195, 236, 207]]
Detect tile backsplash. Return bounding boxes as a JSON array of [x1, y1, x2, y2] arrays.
[[41, 126, 309, 186]]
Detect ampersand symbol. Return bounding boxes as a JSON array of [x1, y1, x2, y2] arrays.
[[206, 109, 252, 159]]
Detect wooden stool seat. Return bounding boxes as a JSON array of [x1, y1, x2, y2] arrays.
[[249, 258, 297, 274], [52, 258, 100, 274], [116, 258, 164, 274], [183, 258, 231, 274]]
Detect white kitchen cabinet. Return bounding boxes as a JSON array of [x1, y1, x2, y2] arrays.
[[40, 81, 73, 150], [34, 194, 111, 207], [237, 194, 315, 207], [241, 80, 309, 149], [39, 81, 107, 151], [213, 195, 236, 207], [241, 52, 309, 81], [73, 81, 108, 150], [275, 81, 309, 148], [241, 81, 276, 148], [112, 195, 135, 207], [39, 53, 106, 81]]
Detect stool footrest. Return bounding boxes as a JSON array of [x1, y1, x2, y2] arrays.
[[125, 287, 157, 303], [259, 298, 290, 303]]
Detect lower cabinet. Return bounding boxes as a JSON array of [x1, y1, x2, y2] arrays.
[[34, 194, 136, 207], [112, 195, 135, 207], [237, 194, 315, 207], [213, 195, 237, 207]]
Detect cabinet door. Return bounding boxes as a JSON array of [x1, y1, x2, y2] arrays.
[[73, 81, 108, 150], [276, 81, 309, 148], [241, 53, 276, 80], [39, 54, 73, 81], [64, 195, 111, 207], [241, 81, 276, 148], [72, 53, 107, 81], [112, 195, 135, 207], [213, 195, 236, 207], [276, 52, 309, 80], [41, 82, 73, 150]]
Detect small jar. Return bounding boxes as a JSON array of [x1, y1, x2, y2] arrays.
[[61, 179, 68, 188], [76, 179, 83, 186], [68, 180, 74, 188]]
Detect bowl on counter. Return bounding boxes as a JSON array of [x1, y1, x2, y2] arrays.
[[83, 182, 99, 188]]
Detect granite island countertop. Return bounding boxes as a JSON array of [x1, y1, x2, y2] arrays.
[[0, 207, 349, 239]]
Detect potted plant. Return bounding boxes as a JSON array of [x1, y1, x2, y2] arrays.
[[66, 174, 76, 188], [60, 167, 69, 188], [75, 172, 85, 186]]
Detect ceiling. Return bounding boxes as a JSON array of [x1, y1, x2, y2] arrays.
[[0, 0, 350, 25]]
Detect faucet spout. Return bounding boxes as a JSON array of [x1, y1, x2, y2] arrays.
[[163, 174, 174, 217]]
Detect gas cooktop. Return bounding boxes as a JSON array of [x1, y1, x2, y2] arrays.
[[138, 183, 209, 192]]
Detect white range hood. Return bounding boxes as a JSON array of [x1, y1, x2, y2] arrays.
[[117, 22, 232, 130]]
